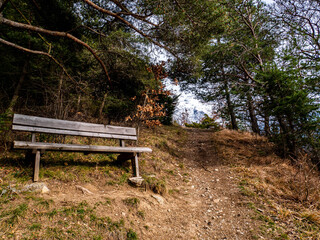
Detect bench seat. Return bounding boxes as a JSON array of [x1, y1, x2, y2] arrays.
[[14, 141, 152, 153], [12, 114, 152, 182]]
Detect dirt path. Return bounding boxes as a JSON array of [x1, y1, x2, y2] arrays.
[[42, 128, 257, 239], [169, 128, 257, 239]]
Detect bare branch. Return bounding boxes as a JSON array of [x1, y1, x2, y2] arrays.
[[0, 37, 73, 81], [83, 0, 175, 57], [111, 0, 157, 27], [0, 17, 111, 83]]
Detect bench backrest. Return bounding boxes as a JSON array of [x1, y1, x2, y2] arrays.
[[12, 114, 137, 141]]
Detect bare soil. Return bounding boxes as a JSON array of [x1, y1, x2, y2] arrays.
[[40, 128, 258, 239]]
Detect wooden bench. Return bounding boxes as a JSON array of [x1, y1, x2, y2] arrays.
[[12, 114, 152, 182]]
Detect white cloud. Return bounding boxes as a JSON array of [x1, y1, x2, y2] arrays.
[[163, 79, 213, 124]]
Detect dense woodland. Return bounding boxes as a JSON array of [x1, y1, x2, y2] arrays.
[[0, 0, 319, 163]]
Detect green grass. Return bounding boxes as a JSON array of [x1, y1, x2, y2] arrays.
[[0, 193, 138, 239], [168, 189, 180, 195], [143, 175, 166, 195], [1, 203, 28, 227], [127, 229, 138, 240], [137, 210, 145, 220], [123, 197, 140, 208], [29, 223, 41, 231]]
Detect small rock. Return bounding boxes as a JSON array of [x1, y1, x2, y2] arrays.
[[121, 212, 126, 217], [129, 177, 144, 187], [22, 183, 50, 194], [214, 199, 220, 203], [152, 194, 164, 204], [214, 169, 219, 172], [207, 209, 212, 213], [75, 185, 93, 195]]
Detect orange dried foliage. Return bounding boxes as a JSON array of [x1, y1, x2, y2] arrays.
[[126, 62, 171, 128]]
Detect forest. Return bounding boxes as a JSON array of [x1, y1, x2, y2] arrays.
[[0, 0, 319, 163]]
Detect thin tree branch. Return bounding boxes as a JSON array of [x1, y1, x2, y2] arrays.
[[174, 0, 197, 26], [240, 62, 256, 83], [0, 17, 111, 84], [0, 37, 73, 81], [111, 0, 157, 27], [83, 0, 176, 57]]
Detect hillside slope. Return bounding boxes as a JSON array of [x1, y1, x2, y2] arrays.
[[0, 126, 319, 239]]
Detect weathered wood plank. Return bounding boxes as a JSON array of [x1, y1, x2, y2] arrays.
[[14, 141, 152, 153], [12, 125, 137, 140], [13, 114, 136, 136], [120, 140, 125, 147], [134, 153, 139, 177], [34, 150, 40, 182]]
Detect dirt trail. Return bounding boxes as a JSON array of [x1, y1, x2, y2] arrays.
[[164, 128, 257, 240], [43, 128, 257, 239]]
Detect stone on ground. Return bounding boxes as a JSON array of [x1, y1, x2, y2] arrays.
[[22, 182, 50, 193]]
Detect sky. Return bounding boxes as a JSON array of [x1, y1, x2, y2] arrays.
[[163, 79, 214, 124]]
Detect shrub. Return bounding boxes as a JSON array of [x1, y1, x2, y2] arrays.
[[185, 114, 220, 130]]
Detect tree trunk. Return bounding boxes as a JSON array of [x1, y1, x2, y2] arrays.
[[264, 107, 271, 137], [247, 92, 260, 134], [5, 61, 28, 117], [55, 72, 64, 118], [224, 81, 238, 130], [99, 92, 108, 120]]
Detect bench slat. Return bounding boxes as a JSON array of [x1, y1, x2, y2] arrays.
[[14, 141, 152, 153], [12, 125, 138, 140], [13, 114, 136, 136]]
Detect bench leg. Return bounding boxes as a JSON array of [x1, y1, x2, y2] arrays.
[[34, 150, 40, 182], [132, 153, 140, 177]]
